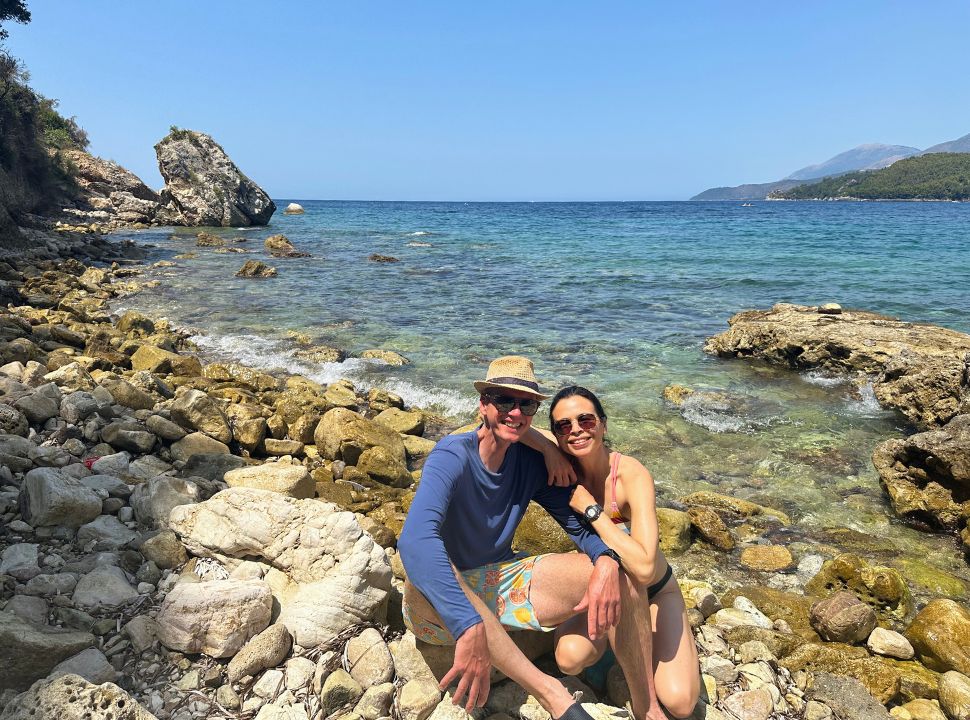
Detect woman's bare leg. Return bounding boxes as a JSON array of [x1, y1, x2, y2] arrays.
[[649, 582, 700, 719]]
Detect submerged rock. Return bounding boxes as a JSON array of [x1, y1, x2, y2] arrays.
[[236, 260, 278, 278], [155, 128, 275, 226]]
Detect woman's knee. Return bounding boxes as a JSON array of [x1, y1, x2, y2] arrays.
[[658, 679, 700, 718], [555, 636, 599, 676]]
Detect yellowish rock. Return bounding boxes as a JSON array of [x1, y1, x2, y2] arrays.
[[740, 544, 794, 572]]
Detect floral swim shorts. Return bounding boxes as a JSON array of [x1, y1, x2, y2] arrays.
[[403, 553, 553, 645]]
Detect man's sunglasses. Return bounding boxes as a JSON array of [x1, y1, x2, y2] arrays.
[[552, 413, 600, 436], [484, 394, 541, 417]]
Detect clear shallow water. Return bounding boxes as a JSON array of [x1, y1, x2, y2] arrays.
[[111, 201, 970, 588]]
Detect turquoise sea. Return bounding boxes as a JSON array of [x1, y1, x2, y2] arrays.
[[112, 201, 970, 589]]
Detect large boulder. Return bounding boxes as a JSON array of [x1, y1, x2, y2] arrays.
[[155, 128, 276, 226], [905, 599, 970, 675], [168, 388, 232, 443], [156, 579, 273, 658], [314, 407, 406, 466], [224, 463, 314, 498], [18, 468, 102, 528], [0, 612, 94, 691], [873, 414, 970, 543], [0, 673, 156, 720], [168, 487, 391, 646]]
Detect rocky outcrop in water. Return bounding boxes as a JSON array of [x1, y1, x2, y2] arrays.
[[705, 303, 970, 430], [154, 129, 275, 227]]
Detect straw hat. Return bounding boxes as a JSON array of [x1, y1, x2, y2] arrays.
[[473, 355, 550, 399]]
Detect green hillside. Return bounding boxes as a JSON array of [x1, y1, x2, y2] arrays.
[[772, 153, 970, 201]]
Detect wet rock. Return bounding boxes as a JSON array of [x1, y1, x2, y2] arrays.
[[320, 669, 364, 716], [657, 507, 693, 553], [939, 671, 970, 720], [156, 578, 273, 658], [868, 627, 915, 660], [130, 475, 201, 528], [872, 415, 970, 538], [169, 388, 232, 443], [294, 345, 346, 363], [346, 627, 394, 687], [47, 648, 116, 684], [72, 566, 138, 612], [155, 128, 275, 226], [263, 234, 309, 258], [905, 599, 970, 675], [805, 553, 911, 621], [681, 491, 791, 524], [805, 671, 892, 720], [225, 463, 314, 498], [810, 591, 878, 644], [781, 642, 901, 703], [362, 349, 409, 366], [227, 623, 293, 682], [130, 344, 201, 376], [0, 612, 94, 691], [687, 507, 735, 550], [721, 587, 818, 640], [315, 407, 407, 465], [19, 467, 102, 527], [236, 260, 278, 278], [740, 544, 794, 571]]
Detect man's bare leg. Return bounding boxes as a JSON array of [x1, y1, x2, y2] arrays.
[[404, 578, 577, 719]]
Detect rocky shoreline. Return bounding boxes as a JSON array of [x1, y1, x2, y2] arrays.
[[1, 245, 970, 720]]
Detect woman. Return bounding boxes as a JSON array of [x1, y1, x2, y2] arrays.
[[527, 386, 699, 720]]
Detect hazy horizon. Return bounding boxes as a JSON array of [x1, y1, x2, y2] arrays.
[[8, 1, 970, 201]]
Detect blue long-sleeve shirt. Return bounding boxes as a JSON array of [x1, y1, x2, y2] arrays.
[[398, 431, 609, 640]]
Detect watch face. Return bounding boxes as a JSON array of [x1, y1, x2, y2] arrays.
[[585, 504, 602, 521]]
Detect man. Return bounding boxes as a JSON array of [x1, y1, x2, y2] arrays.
[[398, 356, 661, 720]]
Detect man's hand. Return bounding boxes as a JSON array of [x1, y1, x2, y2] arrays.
[[572, 554, 620, 640], [440, 621, 491, 712], [542, 446, 578, 487]]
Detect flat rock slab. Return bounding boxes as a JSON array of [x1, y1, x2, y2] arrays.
[[705, 303, 970, 428], [0, 611, 94, 691]]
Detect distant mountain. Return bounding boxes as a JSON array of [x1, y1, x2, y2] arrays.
[[770, 153, 970, 201], [691, 133, 968, 201], [922, 132, 970, 154], [784, 144, 920, 181]]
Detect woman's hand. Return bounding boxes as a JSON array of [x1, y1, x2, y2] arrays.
[[542, 446, 578, 487], [569, 483, 596, 513]]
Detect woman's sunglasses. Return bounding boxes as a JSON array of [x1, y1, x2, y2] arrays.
[[484, 394, 541, 417], [552, 413, 600, 436]]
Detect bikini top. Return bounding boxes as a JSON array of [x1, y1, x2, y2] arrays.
[[607, 452, 631, 524]]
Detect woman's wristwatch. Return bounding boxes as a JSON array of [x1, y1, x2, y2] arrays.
[[582, 503, 604, 525], [597, 548, 621, 564]]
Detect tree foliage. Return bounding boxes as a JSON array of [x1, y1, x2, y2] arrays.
[[0, 0, 30, 41], [772, 153, 970, 201]]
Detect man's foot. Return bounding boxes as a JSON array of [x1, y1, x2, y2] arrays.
[[555, 703, 596, 720]]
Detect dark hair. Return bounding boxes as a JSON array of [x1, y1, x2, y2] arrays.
[[548, 385, 608, 428]]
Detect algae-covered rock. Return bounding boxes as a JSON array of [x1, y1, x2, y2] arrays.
[[805, 553, 912, 620], [513, 501, 574, 555], [315, 407, 406, 466], [721, 587, 819, 641], [681, 490, 791, 524], [905, 599, 970, 675], [357, 445, 413, 489], [780, 641, 901, 704], [657, 507, 692, 554], [878, 658, 942, 703], [687, 507, 735, 550]]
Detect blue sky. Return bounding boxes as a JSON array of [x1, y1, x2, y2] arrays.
[[7, 2, 970, 201]]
